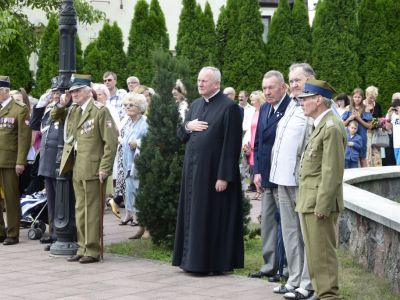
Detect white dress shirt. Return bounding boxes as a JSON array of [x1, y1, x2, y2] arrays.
[[270, 99, 307, 186], [242, 103, 255, 131]]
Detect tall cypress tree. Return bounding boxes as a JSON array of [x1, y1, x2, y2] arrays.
[[33, 13, 59, 97], [359, 0, 399, 110], [311, 0, 360, 93], [224, 0, 266, 91], [222, 0, 243, 88], [291, 0, 311, 64], [200, 2, 217, 67], [135, 50, 185, 246], [149, 0, 169, 51], [0, 36, 33, 91], [175, 0, 197, 58], [265, 0, 293, 79], [127, 0, 152, 84], [215, 5, 228, 70]]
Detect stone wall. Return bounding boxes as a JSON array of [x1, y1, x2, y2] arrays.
[[338, 209, 400, 292], [341, 166, 400, 292]]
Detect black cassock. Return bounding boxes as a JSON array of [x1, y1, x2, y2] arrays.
[[172, 91, 244, 273]]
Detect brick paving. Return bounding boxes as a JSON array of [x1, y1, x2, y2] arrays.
[[0, 197, 281, 299]]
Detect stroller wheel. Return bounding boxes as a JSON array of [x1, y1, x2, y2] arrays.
[[28, 228, 43, 240]]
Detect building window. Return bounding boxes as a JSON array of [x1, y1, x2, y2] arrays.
[[262, 16, 271, 43]]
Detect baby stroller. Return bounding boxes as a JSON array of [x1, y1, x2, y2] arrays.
[[20, 191, 48, 240]]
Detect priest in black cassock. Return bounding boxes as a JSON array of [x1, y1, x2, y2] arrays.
[[172, 66, 244, 274]]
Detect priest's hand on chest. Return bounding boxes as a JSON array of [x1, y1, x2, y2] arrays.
[[186, 118, 208, 132]]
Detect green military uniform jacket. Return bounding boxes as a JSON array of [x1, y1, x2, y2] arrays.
[[296, 110, 347, 216], [0, 98, 31, 167], [52, 98, 118, 180]]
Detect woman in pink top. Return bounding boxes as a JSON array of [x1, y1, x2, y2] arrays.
[[243, 91, 265, 191]]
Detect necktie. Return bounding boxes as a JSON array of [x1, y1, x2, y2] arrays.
[[269, 106, 275, 118]]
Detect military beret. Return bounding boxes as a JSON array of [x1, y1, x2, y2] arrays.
[[0, 76, 10, 89], [298, 79, 337, 100], [69, 74, 91, 92]]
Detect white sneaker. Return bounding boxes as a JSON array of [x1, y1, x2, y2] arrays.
[[273, 284, 296, 294]]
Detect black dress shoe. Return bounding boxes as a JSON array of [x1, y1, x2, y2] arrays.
[[44, 244, 52, 251], [3, 237, 19, 245], [40, 236, 53, 244], [67, 255, 83, 262], [79, 256, 99, 264], [0, 236, 6, 243], [268, 274, 283, 282], [248, 271, 273, 278]]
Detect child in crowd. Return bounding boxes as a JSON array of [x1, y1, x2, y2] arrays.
[[385, 98, 400, 165], [345, 121, 362, 168]]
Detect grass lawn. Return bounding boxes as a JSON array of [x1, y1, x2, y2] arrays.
[[106, 229, 399, 299]]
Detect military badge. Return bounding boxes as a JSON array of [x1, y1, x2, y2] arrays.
[[106, 120, 112, 128], [25, 119, 30, 126]]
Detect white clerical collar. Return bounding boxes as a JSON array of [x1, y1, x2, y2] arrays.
[[80, 98, 91, 113], [204, 90, 220, 102], [0, 97, 12, 109], [314, 109, 331, 128]]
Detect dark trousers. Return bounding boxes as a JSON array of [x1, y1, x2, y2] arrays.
[[345, 160, 358, 169], [44, 177, 57, 240]]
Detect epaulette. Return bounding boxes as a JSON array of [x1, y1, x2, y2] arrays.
[[326, 119, 335, 128], [93, 101, 104, 109]]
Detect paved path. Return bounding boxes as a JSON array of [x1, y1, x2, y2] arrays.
[[0, 198, 281, 299]]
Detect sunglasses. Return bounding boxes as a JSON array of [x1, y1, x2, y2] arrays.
[[103, 78, 113, 83], [127, 81, 139, 85]]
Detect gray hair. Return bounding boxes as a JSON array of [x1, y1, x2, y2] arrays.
[[289, 63, 315, 78], [263, 70, 285, 84], [322, 97, 332, 108], [392, 92, 400, 100], [122, 92, 147, 113], [126, 76, 140, 85], [200, 66, 221, 82], [223, 87, 236, 96]]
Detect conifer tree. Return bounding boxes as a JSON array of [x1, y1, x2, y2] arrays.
[[221, 0, 241, 88], [0, 36, 33, 91], [135, 50, 185, 246], [311, 0, 360, 93], [225, 0, 266, 91], [199, 2, 217, 67], [359, 0, 400, 110], [265, 0, 293, 79], [33, 14, 59, 97], [291, 0, 311, 64], [83, 43, 107, 83], [149, 0, 169, 51], [94, 22, 127, 85], [215, 5, 228, 69], [175, 0, 197, 58]]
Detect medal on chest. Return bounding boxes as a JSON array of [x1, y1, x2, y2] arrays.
[[0, 117, 15, 129], [80, 118, 94, 135]]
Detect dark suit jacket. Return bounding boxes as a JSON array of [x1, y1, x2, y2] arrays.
[[253, 94, 291, 188]]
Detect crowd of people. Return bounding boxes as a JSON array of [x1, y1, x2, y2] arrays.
[[0, 59, 398, 299]]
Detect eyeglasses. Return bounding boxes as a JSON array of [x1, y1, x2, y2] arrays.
[[127, 81, 139, 85], [123, 103, 139, 108], [103, 78, 113, 83]]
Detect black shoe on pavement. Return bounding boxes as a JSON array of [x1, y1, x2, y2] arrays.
[[248, 271, 273, 278]]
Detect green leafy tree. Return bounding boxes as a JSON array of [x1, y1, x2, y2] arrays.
[[265, 0, 293, 79], [359, 0, 400, 110], [224, 0, 266, 91], [135, 50, 185, 246], [33, 14, 59, 97], [291, 0, 311, 64], [311, 0, 360, 93], [0, 36, 33, 91], [0, 0, 104, 51]]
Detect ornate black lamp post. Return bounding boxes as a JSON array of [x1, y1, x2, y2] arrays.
[[50, 0, 78, 256]]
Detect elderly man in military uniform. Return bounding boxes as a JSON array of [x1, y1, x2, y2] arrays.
[[0, 76, 31, 245], [52, 74, 118, 263], [297, 79, 346, 300]]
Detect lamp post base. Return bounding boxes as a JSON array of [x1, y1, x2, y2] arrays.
[[50, 241, 78, 256]]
